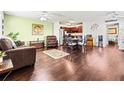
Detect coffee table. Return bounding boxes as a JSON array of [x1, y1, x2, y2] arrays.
[[0, 59, 13, 81]]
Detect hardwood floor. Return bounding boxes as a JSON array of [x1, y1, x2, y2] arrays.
[[1, 45, 124, 81]]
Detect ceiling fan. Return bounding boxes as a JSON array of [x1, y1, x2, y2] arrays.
[[106, 11, 124, 19], [40, 11, 67, 21], [105, 11, 124, 22], [40, 11, 76, 22]]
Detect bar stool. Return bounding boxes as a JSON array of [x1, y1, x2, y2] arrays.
[[98, 35, 103, 47]]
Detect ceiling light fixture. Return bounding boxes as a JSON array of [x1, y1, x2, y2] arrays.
[[105, 11, 118, 22], [68, 20, 75, 23], [40, 17, 47, 21], [40, 11, 49, 21]]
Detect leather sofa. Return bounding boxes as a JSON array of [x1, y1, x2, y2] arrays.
[[0, 38, 36, 70], [46, 36, 58, 48]]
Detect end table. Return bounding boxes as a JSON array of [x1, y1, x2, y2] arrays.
[[0, 59, 13, 81]]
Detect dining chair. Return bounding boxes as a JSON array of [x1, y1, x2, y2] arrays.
[[77, 36, 83, 46], [66, 37, 77, 49]]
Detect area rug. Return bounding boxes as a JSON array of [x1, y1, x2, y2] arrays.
[[43, 49, 69, 59]]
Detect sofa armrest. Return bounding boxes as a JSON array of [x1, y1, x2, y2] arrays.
[[6, 47, 36, 70], [6, 46, 36, 52]]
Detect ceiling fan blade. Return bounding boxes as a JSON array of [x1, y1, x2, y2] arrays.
[[116, 15, 124, 18], [51, 12, 65, 17]]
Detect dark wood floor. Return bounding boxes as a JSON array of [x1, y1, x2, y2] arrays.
[[1, 45, 124, 81]]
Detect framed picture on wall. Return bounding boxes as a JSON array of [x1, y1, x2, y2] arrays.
[[32, 24, 44, 35], [107, 28, 117, 34]]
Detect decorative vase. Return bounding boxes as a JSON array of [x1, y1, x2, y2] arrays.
[[0, 57, 3, 65]]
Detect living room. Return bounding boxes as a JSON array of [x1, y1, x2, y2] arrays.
[[2, 0, 124, 92], [1, 11, 124, 81]]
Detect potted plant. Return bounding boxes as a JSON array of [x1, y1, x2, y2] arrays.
[[0, 51, 5, 65], [7, 32, 19, 41]]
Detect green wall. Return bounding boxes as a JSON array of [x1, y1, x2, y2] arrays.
[[4, 14, 53, 42]]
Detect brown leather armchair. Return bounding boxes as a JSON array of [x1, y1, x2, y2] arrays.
[[0, 38, 36, 70], [46, 36, 58, 48]]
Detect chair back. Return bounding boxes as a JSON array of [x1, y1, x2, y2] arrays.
[[86, 35, 93, 47], [98, 35, 103, 47], [66, 37, 73, 45], [46, 35, 58, 47], [98, 35, 103, 42]]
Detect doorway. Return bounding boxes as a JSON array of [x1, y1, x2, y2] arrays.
[[107, 23, 119, 46], [59, 22, 83, 45], [59, 22, 83, 46]]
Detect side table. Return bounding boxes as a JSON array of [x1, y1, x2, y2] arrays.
[[29, 41, 44, 49], [0, 59, 13, 81]]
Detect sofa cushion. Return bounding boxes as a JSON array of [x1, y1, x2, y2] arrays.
[[0, 39, 13, 51]]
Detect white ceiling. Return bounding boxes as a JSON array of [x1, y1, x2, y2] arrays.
[[4, 11, 124, 22]]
